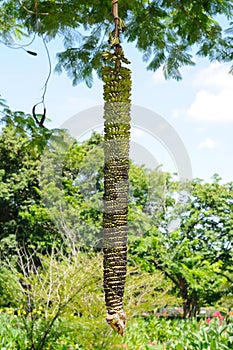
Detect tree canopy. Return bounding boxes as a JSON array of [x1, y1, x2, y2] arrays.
[[1, 1, 233, 85]]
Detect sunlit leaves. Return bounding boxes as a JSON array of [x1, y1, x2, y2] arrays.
[[129, 175, 233, 316], [1, 1, 233, 84], [55, 28, 108, 87]]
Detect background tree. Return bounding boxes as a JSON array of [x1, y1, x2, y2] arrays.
[[0, 100, 57, 259], [0, 104, 106, 260], [129, 176, 233, 317]]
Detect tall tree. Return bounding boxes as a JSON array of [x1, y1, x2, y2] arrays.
[[129, 176, 233, 317], [0, 102, 57, 257]]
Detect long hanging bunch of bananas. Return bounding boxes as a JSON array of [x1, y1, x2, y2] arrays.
[[102, 27, 132, 336]]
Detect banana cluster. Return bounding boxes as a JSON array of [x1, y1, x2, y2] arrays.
[[102, 65, 132, 142], [102, 65, 131, 103], [102, 59, 132, 335]]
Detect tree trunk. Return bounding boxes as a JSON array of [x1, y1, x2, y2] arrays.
[[183, 292, 199, 318]]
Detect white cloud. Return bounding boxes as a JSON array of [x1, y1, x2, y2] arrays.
[[188, 89, 233, 122], [198, 137, 216, 150], [194, 62, 233, 90], [185, 62, 233, 122]]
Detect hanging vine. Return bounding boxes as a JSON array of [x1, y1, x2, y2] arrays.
[[102, 0, 132, 336]]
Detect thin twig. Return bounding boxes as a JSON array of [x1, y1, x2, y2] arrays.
[[18, 0, 48, 16]]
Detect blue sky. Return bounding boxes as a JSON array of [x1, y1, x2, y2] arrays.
[[0, 36, 232, 183]]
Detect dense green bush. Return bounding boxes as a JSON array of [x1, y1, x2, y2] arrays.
[[1, 311, 232, 349], [0, 248, 177, 350]]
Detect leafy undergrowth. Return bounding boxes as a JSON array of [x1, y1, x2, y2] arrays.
[[124, 314, 233, 350], [0, 249, 231, 349], [0, 311, 232, 350]]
